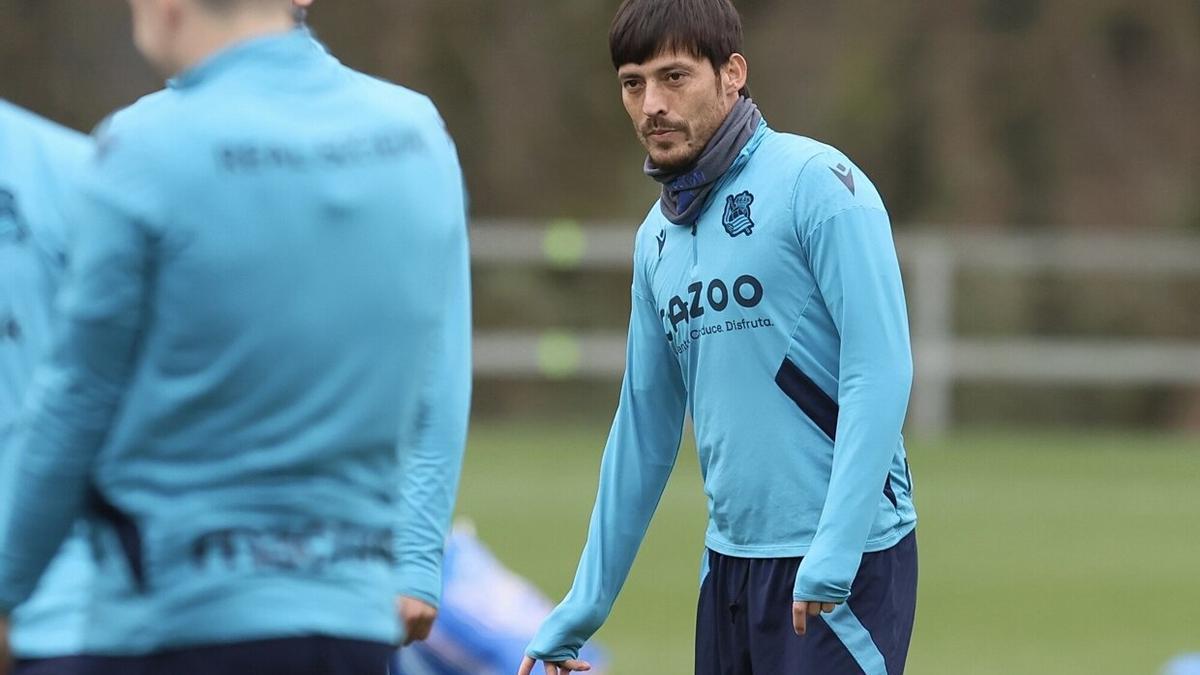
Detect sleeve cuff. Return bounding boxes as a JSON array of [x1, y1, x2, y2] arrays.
[[526, 647, 581, 663], [793, 590, 850, 604], [396, 566, 442, 608], [793, 572, 852, 604]]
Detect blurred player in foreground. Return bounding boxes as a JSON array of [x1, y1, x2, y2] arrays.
[[0, 102, 94, 675], [390, 523, 608, 675], [0, 0, 471, 673], [521, 1, 916, 673]]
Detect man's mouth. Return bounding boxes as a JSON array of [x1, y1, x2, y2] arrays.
[[647, 128, 681, 139]]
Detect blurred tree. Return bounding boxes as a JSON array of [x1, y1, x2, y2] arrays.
[[3, 1, 1196, 229], [3, 0, 1197, 429]]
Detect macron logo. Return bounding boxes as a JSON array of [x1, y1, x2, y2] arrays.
[[830, 163, 856, 195]]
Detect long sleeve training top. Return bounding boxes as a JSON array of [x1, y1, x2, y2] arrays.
[[0, 30, 471, 654]]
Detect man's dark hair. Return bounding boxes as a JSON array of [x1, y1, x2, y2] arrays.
[[609, 0, 749, 96]]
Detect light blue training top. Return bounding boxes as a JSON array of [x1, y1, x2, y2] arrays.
[[0, 29, 471, 655], [0, 99, 96, 659], [528, 122, 916, 661]]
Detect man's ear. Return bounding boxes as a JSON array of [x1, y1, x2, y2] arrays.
[[724, 53, 748, 96]]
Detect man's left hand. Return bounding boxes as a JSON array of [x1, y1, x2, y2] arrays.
[[792, 600, 838, 636], [397, 596, 438, 645]]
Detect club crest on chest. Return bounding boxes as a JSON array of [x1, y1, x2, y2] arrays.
[[722, 190, 755, 238]]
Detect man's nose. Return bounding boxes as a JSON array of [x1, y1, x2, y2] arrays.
[[642, 81, 669, 119]]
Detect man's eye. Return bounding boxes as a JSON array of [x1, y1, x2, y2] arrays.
[[667, 72, 685, 82], [623, 80, 643, 90]]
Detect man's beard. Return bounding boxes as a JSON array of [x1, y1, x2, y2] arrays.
[[647, 144, 700, 172], [641, 95, 726, 171], [642, 128, 700, 172]]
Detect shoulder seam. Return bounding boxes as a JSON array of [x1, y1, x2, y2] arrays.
[[803, 204, 888, 248], [789, 150, 833, 248]]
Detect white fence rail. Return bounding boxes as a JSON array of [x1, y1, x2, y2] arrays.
[[470, 220, 1200, 434]]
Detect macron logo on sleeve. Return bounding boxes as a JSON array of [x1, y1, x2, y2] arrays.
[[830, 163, 856, 195]]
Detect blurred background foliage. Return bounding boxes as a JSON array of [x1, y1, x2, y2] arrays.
[[2, 0, 1198, 429], [3, 0, 1197, 229]]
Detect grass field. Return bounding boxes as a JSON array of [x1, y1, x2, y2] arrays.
[[453, 419, 1200, 675]]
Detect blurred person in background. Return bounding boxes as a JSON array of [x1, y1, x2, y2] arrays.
[[390, 523, 608, 675], [0, 101, 94, 675], [520, 1, 916, 674], [0, 0, 471, 673], [1166, 656, 1200, 675]]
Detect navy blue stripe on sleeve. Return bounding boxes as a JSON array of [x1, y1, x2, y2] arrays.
[[775, 358, 838, 441]]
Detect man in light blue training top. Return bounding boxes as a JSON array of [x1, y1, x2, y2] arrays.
[[520, 1, 916, 674], [0, 101, 95, 675], [0, 0, 471, 673]]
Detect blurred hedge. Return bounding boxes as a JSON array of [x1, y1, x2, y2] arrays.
[[3, 1, 1198, 428], [2, 0, 1197, 229]]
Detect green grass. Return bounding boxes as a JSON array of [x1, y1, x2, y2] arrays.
[[454, 420, 1200, 674]]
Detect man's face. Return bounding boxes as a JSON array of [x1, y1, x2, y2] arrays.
[[618, 50, 743, 171]]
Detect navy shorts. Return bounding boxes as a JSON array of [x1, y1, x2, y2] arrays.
[[696, 529, 917, 675], [14, 658, 91, 675], [14, 636, 393, 675]]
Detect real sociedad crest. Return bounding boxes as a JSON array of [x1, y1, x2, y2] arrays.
[[722, 190, 755, 238]]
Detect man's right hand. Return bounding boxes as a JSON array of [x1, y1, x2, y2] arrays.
[[397, 596, 438, 646], [518, 655, 592, 675]]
